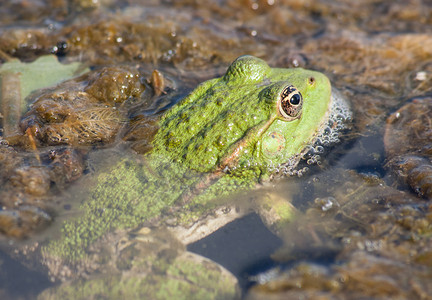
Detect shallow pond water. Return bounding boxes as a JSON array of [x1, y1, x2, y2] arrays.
[[1, 0, 432, 299]]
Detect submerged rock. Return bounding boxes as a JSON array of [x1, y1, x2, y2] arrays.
[[385, 97, 432, 199]]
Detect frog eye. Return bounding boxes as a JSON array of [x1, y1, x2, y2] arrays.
[[278, 85, 303, 121]]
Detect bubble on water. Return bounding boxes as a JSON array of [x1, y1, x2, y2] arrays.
[[315, 196, 339, 212], [307, 154, 321, 165], [307, 87, 352, 154]]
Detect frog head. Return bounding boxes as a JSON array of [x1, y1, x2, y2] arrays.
[[153, 55, 333, 175]]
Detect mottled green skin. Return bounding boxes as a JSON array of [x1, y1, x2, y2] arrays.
[[43, 56, 332, 265]]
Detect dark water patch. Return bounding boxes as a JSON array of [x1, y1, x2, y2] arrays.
[[187, 213, 283, 291], [0, 249, 53, 300]]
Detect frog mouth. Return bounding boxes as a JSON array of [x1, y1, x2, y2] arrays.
[[278, 88, 352, 177]]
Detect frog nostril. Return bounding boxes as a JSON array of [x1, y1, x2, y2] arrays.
[[308, 77, 315, 85]]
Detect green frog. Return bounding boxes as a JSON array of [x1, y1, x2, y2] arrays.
[[38, 56, 350, 299]]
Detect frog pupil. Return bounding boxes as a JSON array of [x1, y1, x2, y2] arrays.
[[290, 94, 301, 105]]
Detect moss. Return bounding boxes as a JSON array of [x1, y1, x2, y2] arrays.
[[38, 253, 239, 300], [43, 156, 200, 261]]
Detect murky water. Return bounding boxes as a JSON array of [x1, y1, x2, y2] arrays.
[[1, 0, 432, 299]]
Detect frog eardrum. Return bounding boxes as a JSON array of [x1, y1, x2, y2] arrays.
[[278, 85, 303, 121]]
